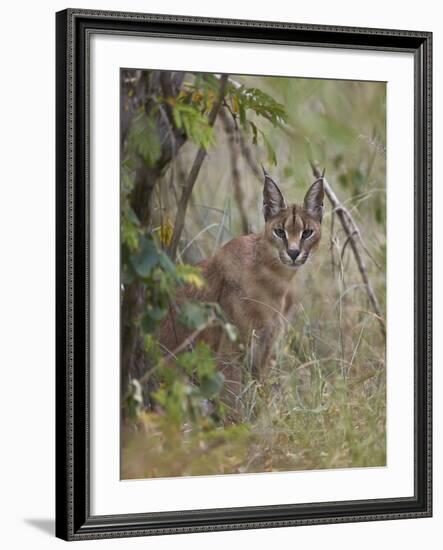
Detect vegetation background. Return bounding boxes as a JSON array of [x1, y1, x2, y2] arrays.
[[120, 69, 386, 479]]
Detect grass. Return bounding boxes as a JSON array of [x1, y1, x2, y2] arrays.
[[122, 232, 386, 478], [121, 73, 386, 479]]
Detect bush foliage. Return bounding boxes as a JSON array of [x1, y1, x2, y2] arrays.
[[121, 69, 386, 478]]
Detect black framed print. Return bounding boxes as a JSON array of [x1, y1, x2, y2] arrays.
[[55, 9, 432, 541]]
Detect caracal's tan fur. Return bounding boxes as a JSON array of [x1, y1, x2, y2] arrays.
[[159, 171, 324, 398]]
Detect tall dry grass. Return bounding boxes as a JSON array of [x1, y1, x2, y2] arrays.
[[122, 74, 386, 479]]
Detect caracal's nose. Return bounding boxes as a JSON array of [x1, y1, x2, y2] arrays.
[[287, 247, 300, 261]]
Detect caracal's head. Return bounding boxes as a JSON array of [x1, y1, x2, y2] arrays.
[[262, 169, 324, 270]]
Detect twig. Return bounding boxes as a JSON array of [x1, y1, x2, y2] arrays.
[[170, 317, 216, 356], [348, 372, 377, 389], [177, 223, 219, 262], [238, 132, 263, 181], [336, 235, 346, 374], [213, 193, 232, 252], [311, 164, 386, 338], [340, 230, 358, 264], [332, 202, 382, 270], [138, 317, 216, 386], [222, 99, 239, 131], [220, 109, 250, 234], [329, 208, 337, 276], [168, 74, 229, 259], [348, 317, 368, 375]]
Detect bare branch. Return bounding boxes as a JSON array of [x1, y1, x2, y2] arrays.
[[168, 74, 229, 259], [220, 109, 250, 234], [340, 206, 383, 270], [138, 316, 217, 387], [222, 98, 239, 131], [311, 164, 385, 338], [238, 133, 263, 181]]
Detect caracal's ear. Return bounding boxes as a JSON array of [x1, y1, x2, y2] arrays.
[[303, 177, 325, 223], [262, 168, 287, 221]]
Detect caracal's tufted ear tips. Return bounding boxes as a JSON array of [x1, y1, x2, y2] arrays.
[[262, 169, 287, 221], [303, 177, 325, 223]]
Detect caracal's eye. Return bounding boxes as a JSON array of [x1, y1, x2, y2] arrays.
[[273, 228, 286, 239], [302, 229, 314, 240]]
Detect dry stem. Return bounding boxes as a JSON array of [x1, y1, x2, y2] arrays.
[[311, 164, 386, 338], [168, 74, 229, 259]]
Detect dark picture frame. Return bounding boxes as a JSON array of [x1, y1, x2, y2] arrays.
[[55, 8, 432, 541]]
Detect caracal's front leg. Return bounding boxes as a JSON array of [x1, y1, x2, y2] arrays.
[[250, 319, 284, 383]]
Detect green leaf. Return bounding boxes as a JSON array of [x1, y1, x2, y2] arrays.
[[260, 130, 277, 166], [200, 372, 225, 399], [239, 103, 246, 125], [172, 102, 215, 149], [130, 236, 159, 278], [178, 301, 212, 329], [158, 251, 176, 274], [128, 112, 162, 166], [146, 307, 167, 321], [140, 315, 158, 334], [249, 120, 258, 145], [127, 207, 141, 226], [121, 265, 135, 285], [143, 334, 161, 360], [122, 217, 140, 252], [229, 85, 288, 128]]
